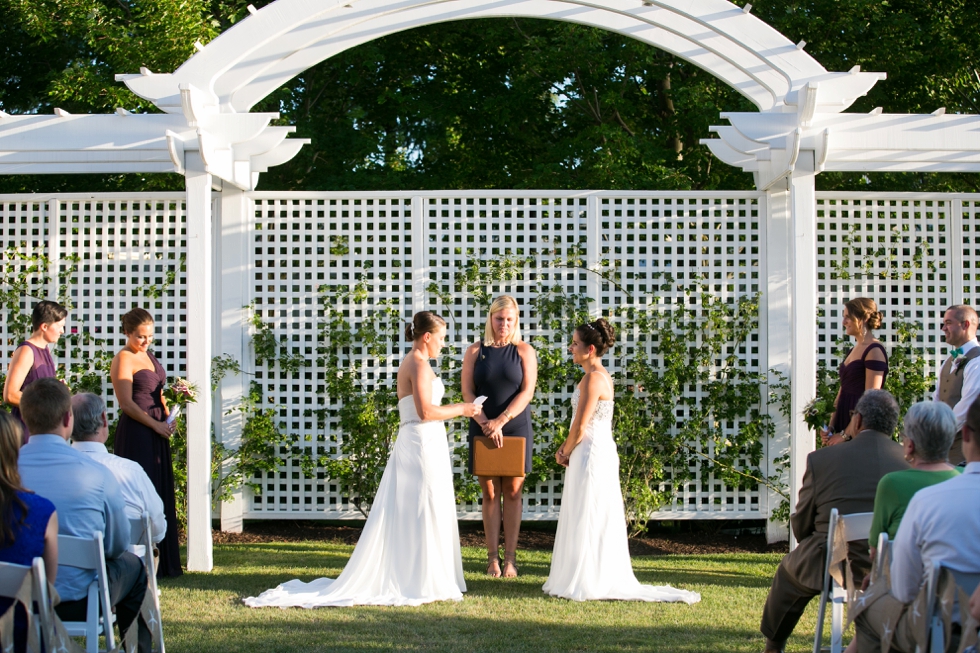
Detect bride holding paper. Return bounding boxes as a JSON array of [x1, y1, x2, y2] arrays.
[[461, 295, 538, 578], [244, 311, 482, 608]]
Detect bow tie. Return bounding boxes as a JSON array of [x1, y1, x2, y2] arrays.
[[951, 347, 964, 359]]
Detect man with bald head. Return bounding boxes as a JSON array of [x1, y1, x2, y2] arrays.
[[934, 304, 980, 464]]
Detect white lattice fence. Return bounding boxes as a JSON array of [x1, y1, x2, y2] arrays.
[[241, 191, 767, 520], [814, 194, 955, 383], [0, 194, 188, 422], [2, 190, 974, 523]]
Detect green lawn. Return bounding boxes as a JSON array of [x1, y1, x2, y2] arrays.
[[156, 541, 829, 652]]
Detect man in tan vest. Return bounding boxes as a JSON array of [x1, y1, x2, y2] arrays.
[[760, 390, 909, 653], [933, 304, 980, 464]]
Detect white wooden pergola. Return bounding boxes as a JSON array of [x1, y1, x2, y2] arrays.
[[2, 0, 979, 571]]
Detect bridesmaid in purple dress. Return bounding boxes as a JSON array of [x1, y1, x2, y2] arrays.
[[110, 307, 182, 577], [821, 298, 888, 446], [3, 301, 67, 444]]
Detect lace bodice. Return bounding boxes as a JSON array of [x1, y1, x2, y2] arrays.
[[398, 377, 446, 423], [571, 386, 614, 426]]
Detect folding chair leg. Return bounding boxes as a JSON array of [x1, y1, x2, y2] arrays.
[[831, 589, 844, 653], [930, 615, 944, 653], [814, 586, 829, 653]]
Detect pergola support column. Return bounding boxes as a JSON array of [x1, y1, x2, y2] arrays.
[[788, 153, 818, 542], [185, 152, 214, 571], [763, 153, 818, 546]]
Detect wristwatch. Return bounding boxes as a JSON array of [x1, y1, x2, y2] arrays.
[[840, 432, 852, 442]]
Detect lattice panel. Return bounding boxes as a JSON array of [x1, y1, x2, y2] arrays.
[[602, 194, 764, 516], [245, 191, 768, 520], [0, 199, 51, 357], [961, 199, 980, 309], [815, 195, 951, 388], [248, 196, 414, 514], [7, 190, 974, 523], [0, 194, 188, 426]]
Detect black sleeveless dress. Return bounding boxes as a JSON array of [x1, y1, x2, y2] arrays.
[[113, 351, 182, 577], [467, 342, 534, 475]]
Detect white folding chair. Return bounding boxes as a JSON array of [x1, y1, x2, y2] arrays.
[[129, 512, 165, 653], [872, 532, 890, 585], [58, 531, 116, 653], [31, 556, 59, 653], [813, 509, 874, 653], [0, 560, 35, 651], [923, 561, 980, 653]]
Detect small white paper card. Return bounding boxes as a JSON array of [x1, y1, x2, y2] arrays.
[[474, 396, 488, 406]]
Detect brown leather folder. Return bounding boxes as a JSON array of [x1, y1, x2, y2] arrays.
[[472, 435, 526, 478]]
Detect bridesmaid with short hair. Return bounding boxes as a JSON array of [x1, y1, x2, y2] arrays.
[[3, 300, 67, 443]]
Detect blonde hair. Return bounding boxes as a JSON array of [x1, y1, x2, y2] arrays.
[[483, 295, 522, 346]]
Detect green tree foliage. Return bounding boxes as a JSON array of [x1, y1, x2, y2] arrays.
[[750, 0, 980, 192], [258, 20, 755, 191], [2, 1, 977, 193]]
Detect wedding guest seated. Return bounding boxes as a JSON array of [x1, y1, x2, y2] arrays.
[[853, 394, 980, 652], [0, 411, 58, 653], [868, 401, 960, 557], [71, 392, 167, 556], [17, 379, 151, 653], [760, 389, 908, 653]]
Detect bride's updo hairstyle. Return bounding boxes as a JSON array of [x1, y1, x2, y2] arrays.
[[405, 311, 447, 342], [576, 318, 615, 357]]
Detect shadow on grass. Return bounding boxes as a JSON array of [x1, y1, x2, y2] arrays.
[[165, 612, 774, 653]]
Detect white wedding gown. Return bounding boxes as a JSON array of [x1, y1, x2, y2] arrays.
[[244, 378, 466, 608], [543, 384, 701, 604]]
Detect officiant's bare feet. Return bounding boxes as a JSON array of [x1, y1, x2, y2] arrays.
[[487, 554, 501, 578], [502, 553, 518, 578]]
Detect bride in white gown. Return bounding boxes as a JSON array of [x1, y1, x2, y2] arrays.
[[544, 318, 700, 605], [244, 311, 482, 608]]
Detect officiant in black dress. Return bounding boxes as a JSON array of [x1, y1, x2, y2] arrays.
[[461, 295, 537, 579]]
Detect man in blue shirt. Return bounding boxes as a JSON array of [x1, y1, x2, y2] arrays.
[[18, 378, 150, 652]]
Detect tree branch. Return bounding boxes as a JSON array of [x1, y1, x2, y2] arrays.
[[612, 109, 635, 137]]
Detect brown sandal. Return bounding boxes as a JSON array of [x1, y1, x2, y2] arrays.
[[502, 553, 518, 578], [487, 554, 501, 578]]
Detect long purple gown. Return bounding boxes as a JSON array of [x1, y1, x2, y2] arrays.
[[831, 342, 889, 433], [113, 351, 182, 577], [10, 340, 57, 444]]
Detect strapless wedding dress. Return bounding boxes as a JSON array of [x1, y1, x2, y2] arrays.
[[543, 385, 700, 604], [244, 378, 465, 607]]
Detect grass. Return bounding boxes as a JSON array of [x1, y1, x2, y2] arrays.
[[155, 541, 828, 652]]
